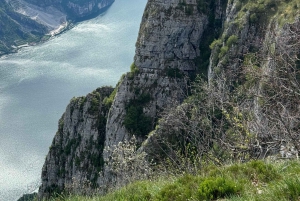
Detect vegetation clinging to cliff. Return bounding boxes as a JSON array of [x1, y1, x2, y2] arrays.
[[124, 93, 152, 137], [38, 0, 300, 199]]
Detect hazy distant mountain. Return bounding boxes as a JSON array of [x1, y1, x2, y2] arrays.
[[0, 0, 48, 55], [22, 0, 115, 20], [0, 0, 114, 55]]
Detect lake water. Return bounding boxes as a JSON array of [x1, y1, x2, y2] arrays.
[[0, 0, 147, 200]]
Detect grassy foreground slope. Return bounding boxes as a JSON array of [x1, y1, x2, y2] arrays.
[[47, 160, 300, 201]]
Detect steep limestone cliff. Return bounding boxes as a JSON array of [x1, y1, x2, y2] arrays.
[[105, 0, 213, 149], [38, 0, 215, 197], [143, 0, 300, 161], [38, 87, 113, 198], [38, 0, 300, 198]]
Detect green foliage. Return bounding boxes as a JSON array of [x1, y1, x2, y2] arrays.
[[226, 35, 238, 47], [64, 136, 81, 155], [44, 184, 62, 199], [130, 63, 139, 74], [219, 46, 229, 58], [103, 88, 117, 107], [128, 63, 140, 79], [249, 13, 258, 23], [156, 175, 202, 201], [124, 105, 152, 137], [53, 160, 300, 201], [195, 0, 224, 78], [215, 35, 238, 59], [103, 76, 124, 108], [198, 177, 241, 200], [232, 0, 299, 28], [124, 93, 152, 137], [279, 177, 300, 200], [226, 160, 280, 183], [88, 95, 100, 115], [209, 39, 222, 49]]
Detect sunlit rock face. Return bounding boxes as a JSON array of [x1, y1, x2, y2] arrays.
[[106, 0, 210, 147], [38, 87, 113, 198], [103, 0, 218, 187], [134, 0, 207, 71], [38, 0, 212, 197], [38, 0, 300, 198]]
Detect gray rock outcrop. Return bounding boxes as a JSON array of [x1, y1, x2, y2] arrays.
[[105, 0, 209, 148], [38, 0, 300, 198], [38, 87, 113, 198]]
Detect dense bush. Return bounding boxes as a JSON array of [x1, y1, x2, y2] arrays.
[[209, 39, 222, 49], [124, 93, 152, 137], [226, 35, 238, 47], [123, 105, 152, 137], [198, 177, 241, 200]]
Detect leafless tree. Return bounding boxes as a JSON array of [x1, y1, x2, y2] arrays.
[[145, 20, 300, 172]]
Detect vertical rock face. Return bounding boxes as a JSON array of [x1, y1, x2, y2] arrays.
[[103, 0, 223, 186], [38, 87, 113, 198], [38, 0, 300, 198], [38, 0, 224, 197], [134, 0, 208, 71], [208, 0, 263, 82], [105, 0, 210, 150]]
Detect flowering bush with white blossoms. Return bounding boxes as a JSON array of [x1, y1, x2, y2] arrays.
[[102, 135, 153, 190]]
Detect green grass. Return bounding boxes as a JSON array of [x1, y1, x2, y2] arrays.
[[45, 160, 300, 201]]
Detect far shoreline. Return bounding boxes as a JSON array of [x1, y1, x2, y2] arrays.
[[0, 21, 74, 59], [0, 1, 114, 59]]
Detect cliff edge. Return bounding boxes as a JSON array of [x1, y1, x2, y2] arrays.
[[38, 0, 300, 198]]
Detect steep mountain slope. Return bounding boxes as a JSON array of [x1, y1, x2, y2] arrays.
[[7, 0, 67, 31], [0, 0, 48, 54], [22, 0, 115, 20], [38, 87, 113, 198], [38, 0, 300, 198], [144, 0, 300, 163], [0, 0, 114, 55]]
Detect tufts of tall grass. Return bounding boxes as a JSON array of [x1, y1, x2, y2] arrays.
[[46, 160, 300, 201]]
